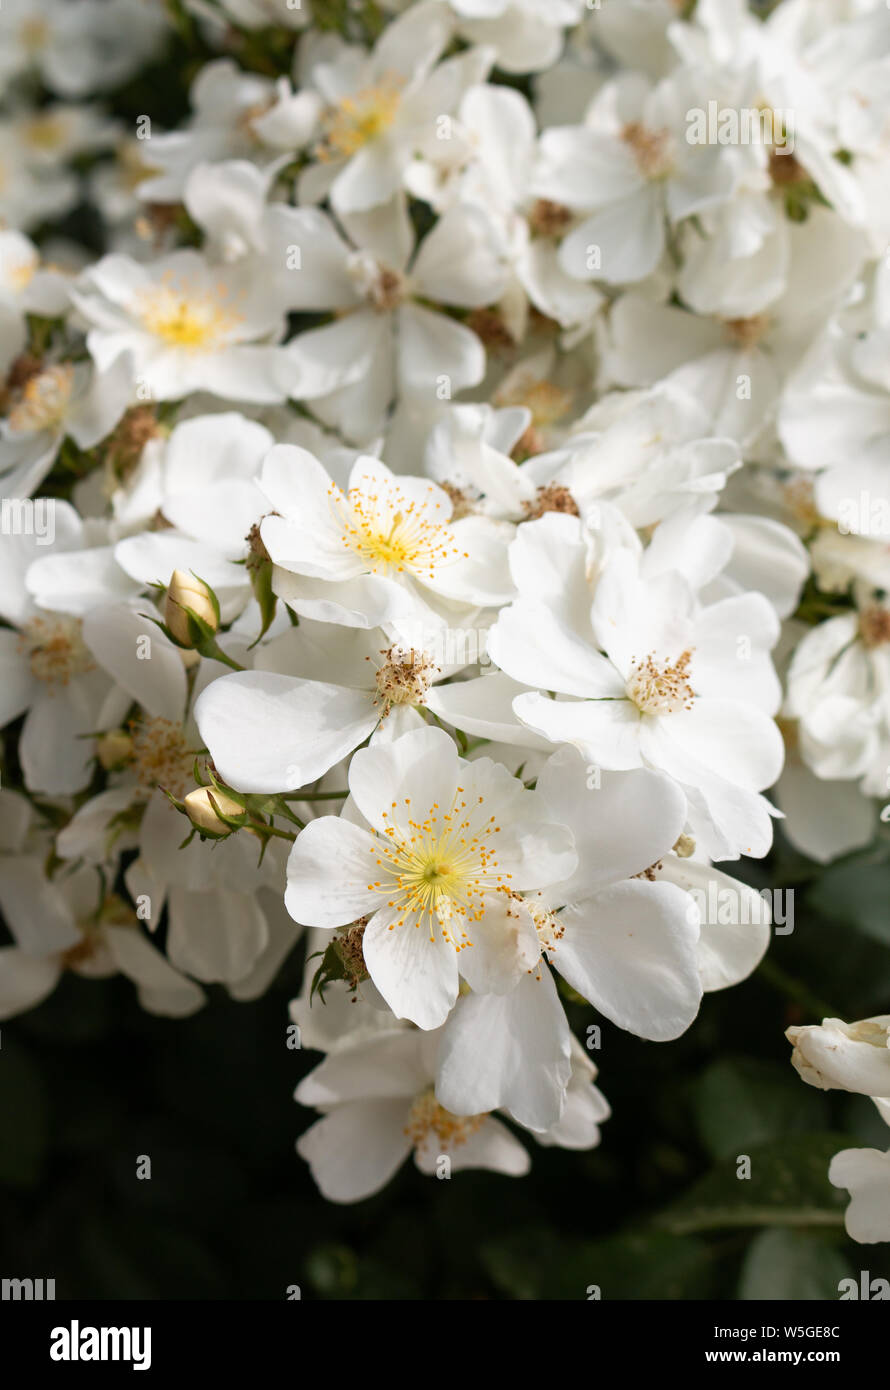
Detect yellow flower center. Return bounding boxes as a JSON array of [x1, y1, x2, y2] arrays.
[[136, 278, 242, 351], [627, 650, 696, 715], [6, 252, 38, 292], [365, 788, 512, 949], [317, 80, 402, 161], [331, 480, 466, 579], [119, 140, 160, 191], [19, 614, 95, 686], [24, 113, 66, 151], [7, 363, 75, 433]]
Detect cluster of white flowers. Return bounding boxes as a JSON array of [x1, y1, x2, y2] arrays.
[[1, 0, 889, 1221]]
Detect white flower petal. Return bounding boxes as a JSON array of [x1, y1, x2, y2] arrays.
[[297, 1099, 413, 1203], [362, 903, 459, 1029], [829, 1148, 890, 1244], [285, 816, 384, 928], [555, 880, 702, 1041], [196, 670, 378, 793], [514, 691, 644, 769], [436, 969, 572, 1131], [0, 947, 61, 1019]]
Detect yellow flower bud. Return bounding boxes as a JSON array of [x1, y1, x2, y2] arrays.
[[165, 570, 218, 648], [96, 730, 133, 770], [183, 786, 244, 837]]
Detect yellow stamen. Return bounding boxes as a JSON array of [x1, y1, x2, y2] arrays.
[[7, 363, 75, 433], [317, 80, 402, 161], [24, 113, 66, 151], [136, 275, 242, 351], [330, 480, 466, 579], [365, 788, 511, 949]]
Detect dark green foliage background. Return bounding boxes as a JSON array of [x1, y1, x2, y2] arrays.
[[3, 821, 890, 1300]]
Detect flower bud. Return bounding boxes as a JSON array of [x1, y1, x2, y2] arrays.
[[183, 786, 244, 838], [178, 645, 201, 670], [165, 570, 218, 648], [96, 729, 133, 770], [786, 1016, 890, 1096]]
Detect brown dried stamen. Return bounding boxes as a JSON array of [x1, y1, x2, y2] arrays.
[[723, 315, 770, 350], [860, 607, 890, 649], [769, 149, 806, 186], [622, 121, 674, 178], [371, 646, 438, 714], [528, 198, 573, 237], [333, 923, 369, 996], [130, 717, 195, 798], [403, 1087, 486, 1152], [523, 483, 580, 520], [246, 520, 271, 568], [18, 615, 95, 686], [466, 307, 515, 352], [627, 650, 696, 715], [438, 482, 475, 521]]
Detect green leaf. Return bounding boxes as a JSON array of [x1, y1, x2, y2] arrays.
[[693, 1057, 828, 1161], [655, 1134, 850, 1235], [480, 1227, 556, 1299], [481, 1227, 715, 1300], [808, 861, 890, 944], [79, 1215, 225, 1299], [738, 1229, 853, 1300], [841, 1093, 890, 1148], [248, 555, 278, 647], [305, 1243, 358, 1297], [309, 933, 367, 1002]]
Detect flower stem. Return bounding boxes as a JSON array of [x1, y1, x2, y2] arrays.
[[757, 957, 840, 1022]]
